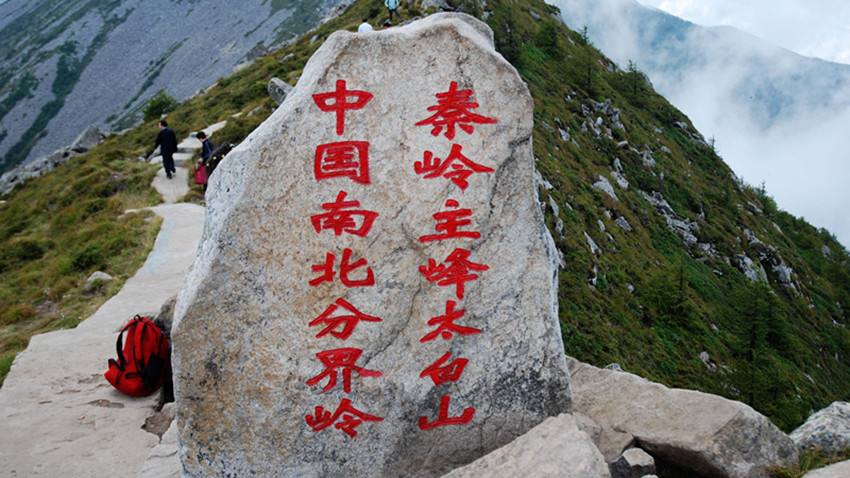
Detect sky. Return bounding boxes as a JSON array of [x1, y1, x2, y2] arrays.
[[639, 0, 850, 64]]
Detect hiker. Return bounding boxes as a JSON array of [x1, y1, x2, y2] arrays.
[[195, 131, 213, 191], [154, 120, 178, 179], [198, 131, 213, 166], [385, 0, 399, 23], [357, 18, 374, 33]]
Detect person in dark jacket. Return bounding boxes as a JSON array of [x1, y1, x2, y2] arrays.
[[196, 131, 214, 191], [155, 120, 178, 179]]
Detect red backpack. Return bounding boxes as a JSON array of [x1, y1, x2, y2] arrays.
[[105, 315, 170, 397]]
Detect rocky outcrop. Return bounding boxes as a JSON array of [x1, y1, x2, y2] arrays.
[[641, 190, 700, 246], [173, 13, 570, 477], [791, 402, 850, 456], [610, 448, 656, 478], [267, 77, 294, 106], [594, 175, 619, 201], [442, 414, 611, 478], [0, 126, 105, 196], [568, 358, 798, 478]]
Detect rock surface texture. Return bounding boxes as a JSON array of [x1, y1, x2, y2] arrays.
[[173, 13, 571, 478], [442, 414, 611, 478], [568, 358, 798, 478], [791, 401, 850, 456], [802, 459, 850, 478]]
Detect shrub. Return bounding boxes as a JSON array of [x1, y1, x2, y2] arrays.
[[143, 90, 178, 122]]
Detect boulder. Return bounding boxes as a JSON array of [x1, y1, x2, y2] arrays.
[[568, 358, 798, 478], [791, 402, 850, 456], [173, 13, 571, 478], [802, 459, 850, 478], [69, 125, 105, 153], [84, 270, 114, 291], [610, 448, 656, 478], [593, 175, 619, 201], [442, 414, 610, 478], [267, 77, 293, 106]]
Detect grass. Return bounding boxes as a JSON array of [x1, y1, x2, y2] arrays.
[[0, 129, 163, 385], [771, 449, 850, 478]]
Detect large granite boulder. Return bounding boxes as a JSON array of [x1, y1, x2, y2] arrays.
[[173, 13, 570, 478], [441, 414, 610, 478], [568, 358, 798, 478], [791, 402, 850, 456]]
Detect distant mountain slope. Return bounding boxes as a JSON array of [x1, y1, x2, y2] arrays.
[[548, 0, 850, 245], [0, 0, 338, 172]]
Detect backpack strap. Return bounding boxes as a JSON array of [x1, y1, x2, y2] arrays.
[[133, 319, 149, 372], [115, 317, 138, 370]]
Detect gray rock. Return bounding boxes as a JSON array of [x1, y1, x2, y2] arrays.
[[69, 126, 105, 153], [267, 77, 294, 106], [612, 170, 629, 189], [641, 191, 699, 246], [615, 216, 632, 232], [802, 459, 850, 478], [734, 254, 768, 282], [586, 232, 601, 255], [559, 127, 571, 141], [568, 358, 798, 478], [699, 351, 717, 372], [83, 271, 114, 292], [822, 245, 832, 257], [442, 414, 610, 477], [173, 14, 571, 478], [529, 10, 541, 21], [610, 448, 656, 478], [593, 175, 619, 201], [791, 402, 850, 456]]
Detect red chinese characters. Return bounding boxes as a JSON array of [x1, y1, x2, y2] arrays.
[[310, 248, 375, 288], [310, 298, 382, 340], [411, 81, 499, 432], [306, 348, 383, 393], [306, 398, 384, 438], [415, 144, 494, 191], [420, 351, 469, 386], [415, 81, 498, 140], [418, 199, 480, 243], [313, 79, 374, 136], [420, 300, 481, 343], [306, 80, 383, 439], [311, 191, 379, 237], [315, 141, 370, 184], [419, 248, 489, 300], [418, 395, 475, 430]]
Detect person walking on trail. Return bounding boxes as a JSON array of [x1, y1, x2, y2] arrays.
[[357, 18, 374, 32], [385, 0, 399, 23], [155, 120, 178, 179]]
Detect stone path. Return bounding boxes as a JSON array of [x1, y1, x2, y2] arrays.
[[0, 127, 215, 477]]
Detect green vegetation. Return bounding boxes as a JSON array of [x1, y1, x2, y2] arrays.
[[1, 0, 848, 435], [771, 448, 850, 478], [142, 90, 179, 122], [0, 125, 163, 385]]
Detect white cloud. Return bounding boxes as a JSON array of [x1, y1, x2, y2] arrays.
[[640, 0, 850, 65]]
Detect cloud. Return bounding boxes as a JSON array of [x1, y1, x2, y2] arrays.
[[551, 0, 850, 246], [640, 0, 850, 65]]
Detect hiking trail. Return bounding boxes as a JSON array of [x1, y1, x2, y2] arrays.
[[0, 123, 225, 477]]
